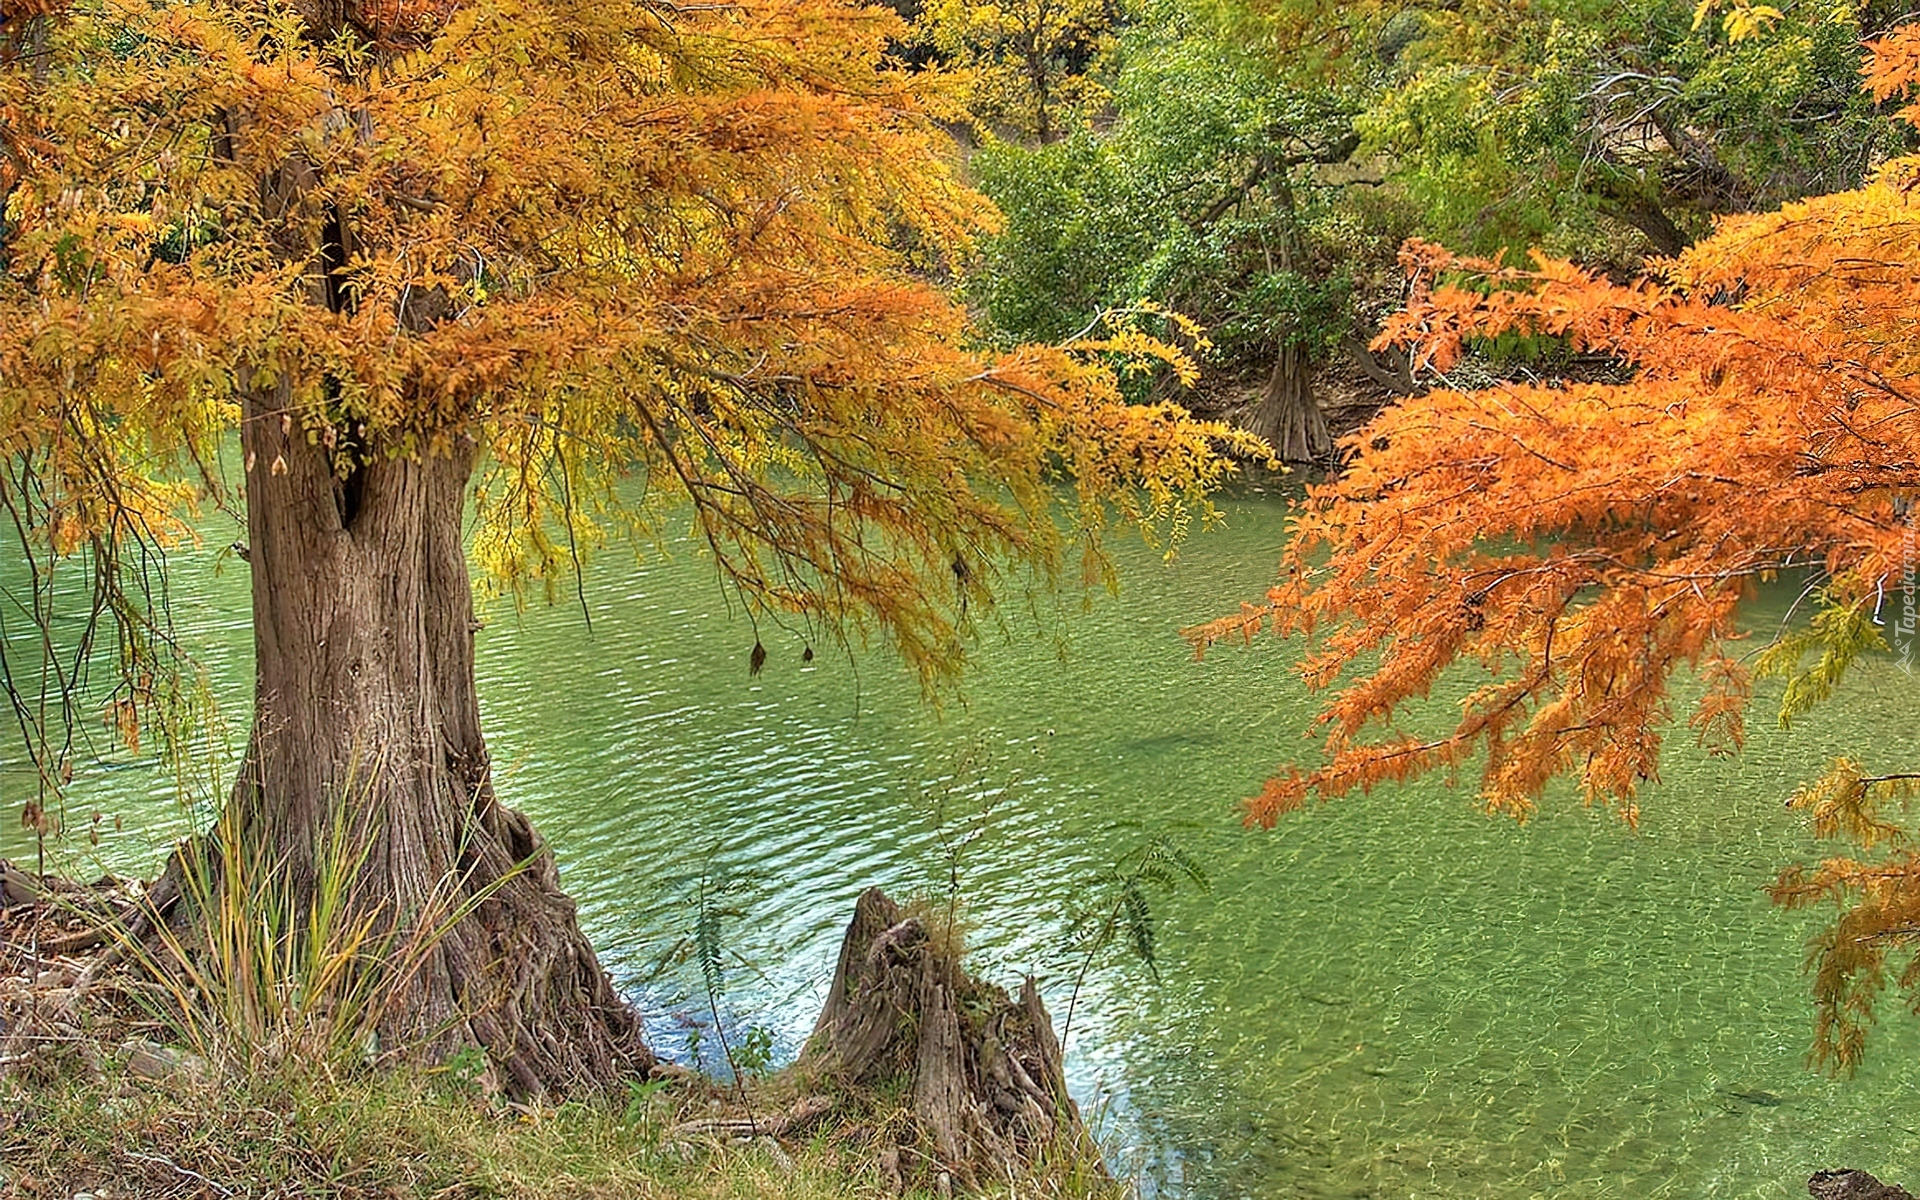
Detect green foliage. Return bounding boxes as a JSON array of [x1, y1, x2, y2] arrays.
[[734, 1025, 777, 1078], [441, 1044, 490, 1095], [644, 858, 781, 1093], [1753, 588, 1889, 728], [1059, 829, 1211, 1047], [1082, 832, 1210, 978], [1354, 27, 1623, 259], [909, 747, 1211, 1053], [623, 1077, 672, 1128], [1134, 238, 1350, 361], [695, 866, 735, 1009], [970, 135, 1143, 344], [969, 0, 1371, 381], [1669, 4, 1904, 198], [1350, 0, 1912, 261], [964, 0, 1914, 346]]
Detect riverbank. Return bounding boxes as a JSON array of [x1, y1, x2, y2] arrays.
[[5, 1058, 849, 1199], [0, 877, 1124, 1200]]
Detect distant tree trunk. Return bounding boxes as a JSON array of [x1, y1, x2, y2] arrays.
[[1342, 332, 1418, 401], [1601, 185, 1691, 258], [1240, 165, 1332, 465], [1244, 339, 1330, 464], [1022, 13, 1053, 143], [208, 378, 651, 1097]]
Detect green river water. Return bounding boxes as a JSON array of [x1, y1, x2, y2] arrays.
[[5, 482, 1919, 1198]]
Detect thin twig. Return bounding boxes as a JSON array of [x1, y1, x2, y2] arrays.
[[121, 1150, 235, 1196]]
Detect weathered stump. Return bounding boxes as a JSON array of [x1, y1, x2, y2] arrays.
[[800, 888, 1102, 1191]]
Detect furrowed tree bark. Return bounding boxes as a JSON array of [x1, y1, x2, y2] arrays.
[[1591, 169, 1692, 258], [1245, 339, 1330, 464], [132, 53, 653, 1095], [1238, 169, 1331, 465], [1342, 334, 1417, 398], [197, 379, 653, 1097]]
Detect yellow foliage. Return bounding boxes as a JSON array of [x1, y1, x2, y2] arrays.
[[1691, 0, 1786, 42], [1785, 757, 1918, 851], [910, 0, 1119, 140], [0, 0, 1245, 705]]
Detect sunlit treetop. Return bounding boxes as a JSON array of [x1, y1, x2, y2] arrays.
[[1247, 0, 1914, 260], [0, 0, 1255, 706]]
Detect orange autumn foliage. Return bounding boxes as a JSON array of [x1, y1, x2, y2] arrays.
[[1187, 25, 1920, 1068], [0, 0, 1250, 698]]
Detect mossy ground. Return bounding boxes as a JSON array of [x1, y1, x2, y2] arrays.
[[4, 1055, 845, 1199]]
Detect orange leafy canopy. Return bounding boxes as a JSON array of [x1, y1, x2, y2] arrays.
[[1866, 22, 1920, 128], [1188, 25, 1920, 831], [0, 0, 1250, 711]]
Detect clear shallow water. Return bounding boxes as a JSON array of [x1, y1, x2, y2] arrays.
[[4, 486, 1919, 1197]]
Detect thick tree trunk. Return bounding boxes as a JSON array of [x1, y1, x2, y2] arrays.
[[801, 888, 1102, 1192], [1244, 340, 1330, 464], [210, 379, 651, 1097]]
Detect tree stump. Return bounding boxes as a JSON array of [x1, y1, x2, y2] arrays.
[[800, 888, 1103, 1191]]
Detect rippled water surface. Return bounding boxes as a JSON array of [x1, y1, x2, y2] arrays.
[[5, 485, 1919, 1197]]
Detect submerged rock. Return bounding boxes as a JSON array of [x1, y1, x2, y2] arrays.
[[1810, 1169, 1916, 1199]]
